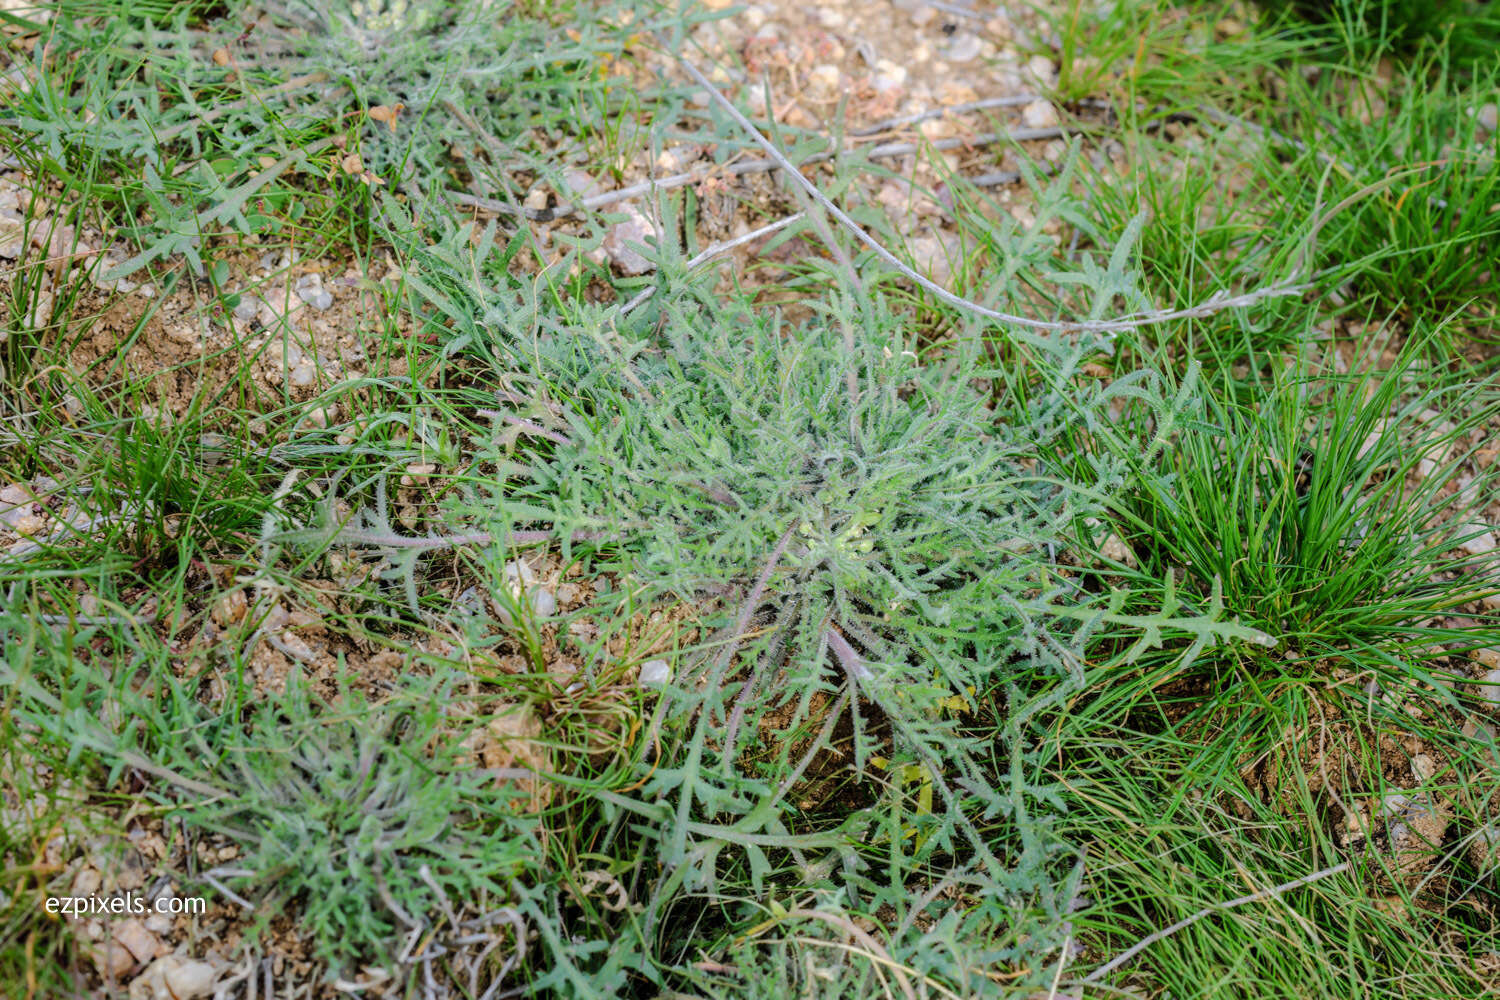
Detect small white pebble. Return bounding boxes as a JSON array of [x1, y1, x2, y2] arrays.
[[288, 360, 317, 387], [639, 658, 671, 686], [294, 273, 333, 311], [529, 587, 557, 618], [944, 32, 982, 64], [1460, 524, 1498, 556], [1022, 99, 1059, 130]]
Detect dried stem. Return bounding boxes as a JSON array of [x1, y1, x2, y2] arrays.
[[1082, 861, 1352, 984], [680, 57, 1310, 335]]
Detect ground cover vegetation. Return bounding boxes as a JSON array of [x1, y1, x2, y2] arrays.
[[2, 0, 1499, 996]]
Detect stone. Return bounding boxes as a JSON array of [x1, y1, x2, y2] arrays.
[[601, 204, 658, 275], [114, 919, 160, 965], [806, 64, 842, 101], [0, 212, 22, 258], [1022, 99, 1059, 130], [1460, 524, 1498, 556], [164, 959, 219, 999], [11, 513, 44, 536], [907, 231, 960, 286], [944, 32, 982, 64], [494, 559, 556, 623], [1025, 54, 1056, 85], [128, 954, 219, 1000], [640, 658, 671, 686], [287, 360, 317, 388], [92, 940, 136, 981], [0, 484, 33, 527], [293, 273, 332, 311], [562, 168, 603, 201]]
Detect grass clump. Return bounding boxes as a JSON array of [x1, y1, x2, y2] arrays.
[[1253, 0, 1500, 61], [1093, 348, 1497, 652], [1282, 58, 1500, 330], [1042, 338, 1500, 994]]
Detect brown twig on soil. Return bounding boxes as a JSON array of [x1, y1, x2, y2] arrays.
[[1081, 861, 1352, 984]]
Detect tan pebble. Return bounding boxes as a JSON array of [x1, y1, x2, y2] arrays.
[[113, 919, 159, 964], [806, 64, 841, 100], [601, 204, 659, 275], [401, 463, 436, 487], [937, 82, 978, 105], [302, 405, 338, 429], [72, 866, 102, 895], [12, 513, 44, 536], [944, 32, 981, 63], [1022, 99, 1059, 129], [1100, 533, 1136, 568], [92, 940, 136, 980], [1461, 525, 1497, 555], [164, 958, 219, 999], [919, 118, 956, 141], [907, 233, 958, 286], [287, 360, 317, 388], [1026, 54, 1055, 83], [276, 632, 316, 661], [0, 483, 29, 509]]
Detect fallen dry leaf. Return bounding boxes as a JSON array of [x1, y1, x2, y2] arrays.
[[367, 103, 405, 133], [340, 153, 364, 175]]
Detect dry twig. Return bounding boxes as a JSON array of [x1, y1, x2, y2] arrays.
[[1082, 861, 1351, 984], [679, 57, 1309, 335]]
